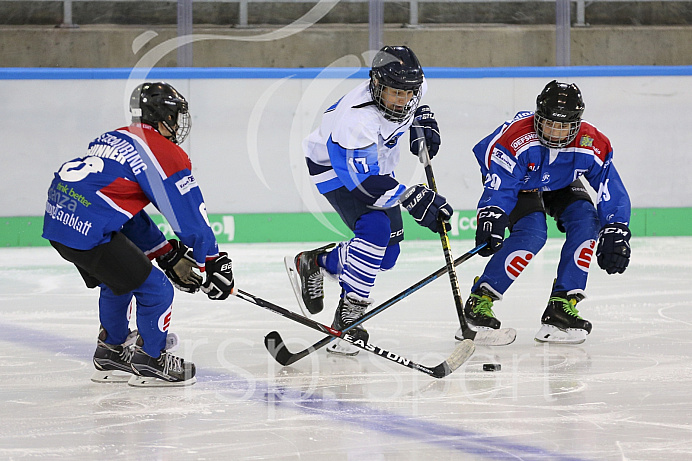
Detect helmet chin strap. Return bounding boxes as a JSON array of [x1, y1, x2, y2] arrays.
[[158, 121, 178, 144]]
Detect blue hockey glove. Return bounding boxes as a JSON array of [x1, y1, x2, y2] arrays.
[[202, 253, 235, 300], [476, 206, 509, 257], [401, 184, 453, 234], [596, 223, 631, 274], [409, 105, 441, 159], [156, 239, 202, 293]]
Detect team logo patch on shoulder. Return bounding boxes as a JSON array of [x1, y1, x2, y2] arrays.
[[491, 148, 516, 173], [579, 135, 594, 147], [175, 174, 198, 195]]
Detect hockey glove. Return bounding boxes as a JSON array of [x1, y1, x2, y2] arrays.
[[401, 184, 453, 234], [596, 223, 631, 274], [409, 105, 441, 159], [476, 206, 509, 257], [156, 239, 203, 293], [202, 253, 235, 300]]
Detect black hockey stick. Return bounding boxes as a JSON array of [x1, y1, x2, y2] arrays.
[[266, 243, 486, 366], [233, 289, 474, 378], [417, 133, 516, 346], [418, 142, 476, 341]]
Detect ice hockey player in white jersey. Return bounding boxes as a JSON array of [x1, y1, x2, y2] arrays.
[[285, 46, 453, 355], [463, 80, 632, 344]]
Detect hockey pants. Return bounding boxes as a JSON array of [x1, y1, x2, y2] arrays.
[[472, 200, 600, 297]]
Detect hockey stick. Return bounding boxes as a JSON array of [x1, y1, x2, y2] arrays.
[[418, 142, 476, 341], [417, 133, 516, 346], [233, 289, 474, 378], [266, 243, 485, 366]]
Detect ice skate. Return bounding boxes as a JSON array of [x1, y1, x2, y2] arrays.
[[91, 327, 138, 383], [284, 243, 336, 316], [128, 337, 196, 387], [326, 292, 371, 356], [534, 292, 592, 344], [455, 284, 501, 340]]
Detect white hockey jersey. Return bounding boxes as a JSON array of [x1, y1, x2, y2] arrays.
[[303, 80, 426, 208]]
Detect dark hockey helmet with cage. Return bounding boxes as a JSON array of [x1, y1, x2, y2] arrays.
[[130, 82, 191, 144], [534, 80, 585, 148], [369, 45, 424, 122]]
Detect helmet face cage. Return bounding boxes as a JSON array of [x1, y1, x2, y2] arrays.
[[534, 80, 585, 148], [369, 73, 422, 122], [130, 82, 192, 144], [168, 111, 191, 145], [369, 46, 424, 122]]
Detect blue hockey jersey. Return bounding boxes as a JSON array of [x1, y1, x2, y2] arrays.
[[42, 123, 219, 269], [473, 112, 631, 226]]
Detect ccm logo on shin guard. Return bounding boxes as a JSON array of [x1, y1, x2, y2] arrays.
[[505, 251, 534, 280], [574, 240, 596, 271], [158, 305, 172, 332]]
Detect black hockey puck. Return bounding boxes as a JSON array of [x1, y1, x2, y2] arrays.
[[483, 363, 501, 371]]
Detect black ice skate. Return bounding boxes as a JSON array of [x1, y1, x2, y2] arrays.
[[284, 243, 336, 316], [327, 291, 371, 356], [463, 285, 501, 330], [129, 337, 196, 387], [534, 292, 592, 344], [91, 326, 138, 383]]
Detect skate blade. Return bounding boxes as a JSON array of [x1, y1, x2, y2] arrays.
[[534, 324, 587, 344], [127, 375, 197, 387], [283, 255, 312, 317], [326, 339, 360, 357], [455, 327, 517, 346], [90, 370, 132, 383]]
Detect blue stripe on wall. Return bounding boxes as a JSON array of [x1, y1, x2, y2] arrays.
[[2, 65, 692, 80]]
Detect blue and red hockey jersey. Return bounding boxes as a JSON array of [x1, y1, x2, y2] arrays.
[[473, 111, 631, 226], [42, 123, 219, 269]]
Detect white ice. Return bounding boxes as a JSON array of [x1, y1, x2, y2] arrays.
[[1, 237, 692, 460]]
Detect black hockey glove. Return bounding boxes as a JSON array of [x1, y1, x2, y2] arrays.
[[202, 253, 235, 300], [156, 239, 202, 293], [596, 223, 631, 274], [409, 105, 441, 159], [476, 206, 509, 257], [401, 184, 453, 234]]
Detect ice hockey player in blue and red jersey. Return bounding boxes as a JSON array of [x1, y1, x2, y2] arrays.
[[284, 46, 453, 356], [42, 82, 235, 386], [460, 80, 632, 344]]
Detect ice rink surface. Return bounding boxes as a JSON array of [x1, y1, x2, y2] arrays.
[[1, 237, 692, 460]]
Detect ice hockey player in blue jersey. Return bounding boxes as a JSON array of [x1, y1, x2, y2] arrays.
[[285, 46, 453, 355], [462, 80, 632, 344], [42, 82, 235, 386]]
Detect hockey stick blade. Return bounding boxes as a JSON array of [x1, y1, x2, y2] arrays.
[[463, 327, 517, 346], [429, 339, 475, 378], [264, 330, 332, 366], [234, 289, 471, 378]]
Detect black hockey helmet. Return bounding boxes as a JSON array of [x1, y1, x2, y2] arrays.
[[369, 46, 424, 122], [130, 82, 191, 144], [534, 80, 585, 148]]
